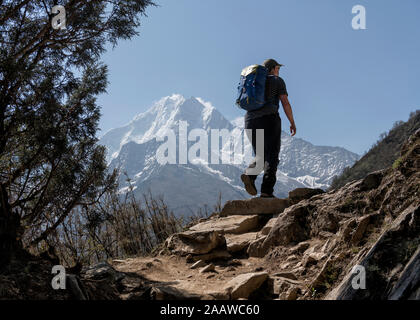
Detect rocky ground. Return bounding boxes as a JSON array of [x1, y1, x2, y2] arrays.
[[1, 129, 419, 300]]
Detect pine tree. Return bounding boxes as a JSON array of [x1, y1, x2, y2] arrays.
[[0, 0, 154, 265]]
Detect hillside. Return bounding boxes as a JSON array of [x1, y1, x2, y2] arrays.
[[330, 110, 420, 190], [112, 127, 418, 300], [3, 127, 417, 300], [87, 128, 420, 299]]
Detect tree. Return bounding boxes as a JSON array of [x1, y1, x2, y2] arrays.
[[0, 0, 155, 265]]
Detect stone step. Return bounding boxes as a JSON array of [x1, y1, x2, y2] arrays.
[[225, 232, 259, 253], [220, 198, 290, 217], [189, 215, 260, 235]]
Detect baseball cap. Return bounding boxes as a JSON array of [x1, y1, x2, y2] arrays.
[[263, 59, 284, 71]]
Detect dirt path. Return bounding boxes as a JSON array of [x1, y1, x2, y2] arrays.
[[112, 255, 266, 297]]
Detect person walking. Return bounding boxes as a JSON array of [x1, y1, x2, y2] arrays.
[[241, 59, 297, 198]]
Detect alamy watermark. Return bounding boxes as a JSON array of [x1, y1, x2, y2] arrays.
[[155, 121, 265, 175], [352, 5, 367, 30], [351, 265, 366, 290], [49, 4, 366, 31], [51, 265, 66, 289], [51, 5, 66, 30]]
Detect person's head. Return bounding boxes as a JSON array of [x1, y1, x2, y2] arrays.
[[263, 59, 283, 76]]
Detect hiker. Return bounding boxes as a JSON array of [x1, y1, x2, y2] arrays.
[[241, 59, 296, 198]]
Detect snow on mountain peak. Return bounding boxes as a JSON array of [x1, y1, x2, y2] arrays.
[[100, 94, 234, 162], [132, 93, 185, 122], [231, 116, 244, 129]]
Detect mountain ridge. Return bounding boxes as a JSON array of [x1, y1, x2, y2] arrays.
[[99, 94, 360, 215], [330, 110, 420, 190]]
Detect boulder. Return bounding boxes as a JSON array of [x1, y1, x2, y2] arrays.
[[258, 217, 278, 236], [350, 214, 374, 245], [225, 232, 258, 253], [310, 255, 335, 289], [279, 286, 300, 300], [337, 218, 357, 242], [311, 210, 341, 235], [247, 236, 269, 258], [220, 198, 290, 217], [165, 230, 226, 255], [189, 215, 259, 234], [223, 272, 269, 299], [359, 170, 385, 191], [83, 262, 124, 282], [261, 205, 310, 255], [288, 188, 325, 205]]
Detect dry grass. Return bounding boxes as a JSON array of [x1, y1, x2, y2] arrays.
[[26, 184, 218, 267]]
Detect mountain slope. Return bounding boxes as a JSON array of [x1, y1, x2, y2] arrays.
[[100, 94, 360, 216], [330, 110, 420, 190]]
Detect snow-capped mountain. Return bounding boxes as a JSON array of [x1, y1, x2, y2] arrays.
[[99, 94, 360, 216], [100, 95, 233, 162]]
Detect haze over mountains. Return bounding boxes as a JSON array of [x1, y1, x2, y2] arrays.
[[99, 94, 360, 216]]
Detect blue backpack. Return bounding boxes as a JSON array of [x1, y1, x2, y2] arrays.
[[235, 64, 268, 111]]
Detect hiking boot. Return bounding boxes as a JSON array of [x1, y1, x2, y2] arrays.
[[241, 174, 257, 196], [260, 193, 276, 198]]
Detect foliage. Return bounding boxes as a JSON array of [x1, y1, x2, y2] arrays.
[[329, 110, 420, 190], [29, 186, 212, 267], [0, 0, 155, 264]]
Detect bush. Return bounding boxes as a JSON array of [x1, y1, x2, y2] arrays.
[[28, 185, 214, 267]]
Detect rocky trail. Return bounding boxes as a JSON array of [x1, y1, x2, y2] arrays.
[[98, 131, 420, 300], [1, 129, 419, 300], [70, 129, 419, 300]]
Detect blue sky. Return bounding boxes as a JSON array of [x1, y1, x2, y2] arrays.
[[97, 0, 420, 155]]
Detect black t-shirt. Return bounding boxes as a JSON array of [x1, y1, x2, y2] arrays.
[[245, 75, 288, 121]]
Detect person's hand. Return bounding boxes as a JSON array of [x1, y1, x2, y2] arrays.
[[290, 122, 296, 136]]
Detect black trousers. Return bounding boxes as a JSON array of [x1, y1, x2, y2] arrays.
[[244, 113, 281, 195]]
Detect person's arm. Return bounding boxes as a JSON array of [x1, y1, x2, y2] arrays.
[[280, 94, 296, 136]]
